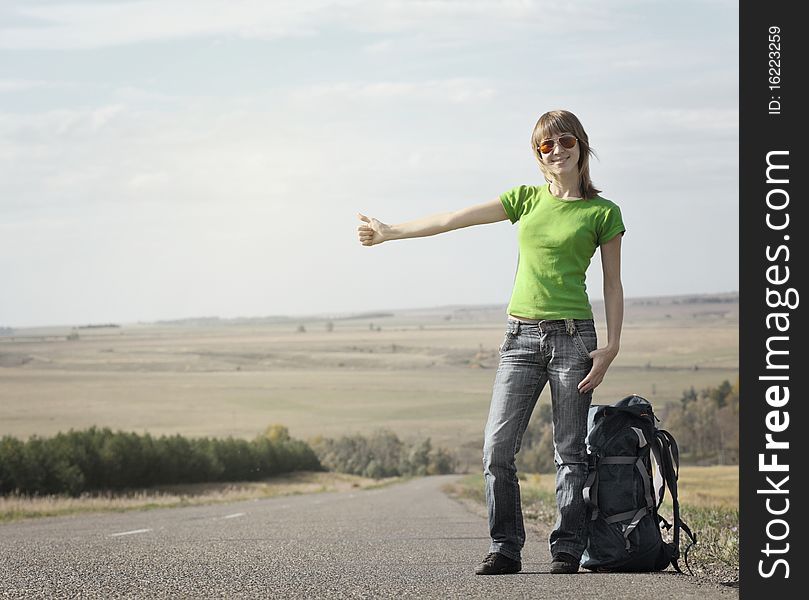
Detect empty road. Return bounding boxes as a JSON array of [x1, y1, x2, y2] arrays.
[[0, 475, 737, 598]]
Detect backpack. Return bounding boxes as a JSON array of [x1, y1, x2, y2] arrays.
[[580, 394, 697, 573]]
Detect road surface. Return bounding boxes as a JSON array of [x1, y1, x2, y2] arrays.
[[0, 475, 738, 598]]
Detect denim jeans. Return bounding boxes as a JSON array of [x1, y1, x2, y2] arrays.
[[482, 317, 598, 561]]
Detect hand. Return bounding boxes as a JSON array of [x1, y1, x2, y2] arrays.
[[357, 213, 391, 246], [578, 346, 619, 394]]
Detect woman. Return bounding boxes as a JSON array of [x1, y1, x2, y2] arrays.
[[356, 110, 625, 576]]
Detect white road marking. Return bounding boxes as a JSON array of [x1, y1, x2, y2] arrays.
[[109, 528, 152, 537], [222, 512, 245, 520]]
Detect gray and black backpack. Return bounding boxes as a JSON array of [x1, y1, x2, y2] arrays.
[[581, 394, 697, 573]]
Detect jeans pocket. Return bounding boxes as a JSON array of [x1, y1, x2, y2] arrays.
[[499, 331, 516, 354], [573, 330, 597, 362]]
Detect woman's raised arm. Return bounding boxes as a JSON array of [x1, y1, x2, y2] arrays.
[[357, 198, 508, 246]]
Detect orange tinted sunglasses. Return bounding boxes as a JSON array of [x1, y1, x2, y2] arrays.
[[537, 134, 578, 155]]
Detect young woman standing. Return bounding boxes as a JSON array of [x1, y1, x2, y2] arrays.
[[357, 110, 625, 575]]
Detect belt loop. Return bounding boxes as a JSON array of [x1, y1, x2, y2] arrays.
[[565, 319, 575, 336]]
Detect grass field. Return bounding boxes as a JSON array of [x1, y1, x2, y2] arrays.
[[0, 293, 738, 470], [0, 471, 401, 524]]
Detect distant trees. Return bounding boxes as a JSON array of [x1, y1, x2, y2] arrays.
[[660, 378, 739, 465], [309, 429, 457, 478], [0, 425, 321, 496], [0, 424, 462, 496]]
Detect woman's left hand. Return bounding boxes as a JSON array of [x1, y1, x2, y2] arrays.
[[578, 346, 619, 394]]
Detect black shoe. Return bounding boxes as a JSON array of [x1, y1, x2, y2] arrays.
[[550, 552, 580, 574], [475, 552, 522, 575]]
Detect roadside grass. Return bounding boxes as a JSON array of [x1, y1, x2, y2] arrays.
[[0, 471, 403, 524], [442, 466, 738, 585]]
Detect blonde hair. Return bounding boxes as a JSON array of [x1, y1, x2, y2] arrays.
[[530, 110, 601, 199]]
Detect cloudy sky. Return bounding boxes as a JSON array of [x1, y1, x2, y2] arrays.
[[0, 0, 738, 328]]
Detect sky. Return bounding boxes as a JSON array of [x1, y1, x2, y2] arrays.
[[0, 0, 739, 328]]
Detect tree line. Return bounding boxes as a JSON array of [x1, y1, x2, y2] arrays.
[[0, 424, 320, 496], [0, 425, 458, 496]]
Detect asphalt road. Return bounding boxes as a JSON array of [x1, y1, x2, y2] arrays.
[[0, 475, 738, 599]]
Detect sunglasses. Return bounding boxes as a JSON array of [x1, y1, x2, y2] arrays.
[[537, 134, 578, 155]]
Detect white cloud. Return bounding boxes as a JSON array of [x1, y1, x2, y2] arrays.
[[291, 78, 496, 104], [362, 39, 394, 54], [1, 0, 328, 49], [636, 108, 738, 133], [1, 0, 629, 50], [337, 0, 622, 35], [0, 104, 129, 143], [0, 79, 72, 93]]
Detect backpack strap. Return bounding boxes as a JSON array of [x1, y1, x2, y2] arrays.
[[678, 520, 698, 574], [603, 506, 649, 550], [635, 456, 655, 511], [621, 507, 649, 550], [655, 429, 698, 574], [583, 461, 601, 520], [628, 427, 656, 512], [650, 440, 667, 509], [600, 456, 636, 464], [600, 454, 655, 551], [584, 422, 657, 541]]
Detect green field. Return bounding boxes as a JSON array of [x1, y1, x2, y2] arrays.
[[0, 293, 738, 469]]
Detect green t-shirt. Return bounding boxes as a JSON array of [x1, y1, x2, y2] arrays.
[[500, 184, 625, 320]]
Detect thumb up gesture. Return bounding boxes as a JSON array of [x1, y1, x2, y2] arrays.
[[357, 213, 391, 246]]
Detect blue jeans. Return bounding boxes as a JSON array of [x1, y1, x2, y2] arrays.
[[482, 317, 598, 561]]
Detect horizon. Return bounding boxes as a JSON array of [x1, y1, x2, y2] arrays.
[[1, 289, 739, 331]]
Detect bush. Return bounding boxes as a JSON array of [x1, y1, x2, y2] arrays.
[[310, 429, 456, 478]]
